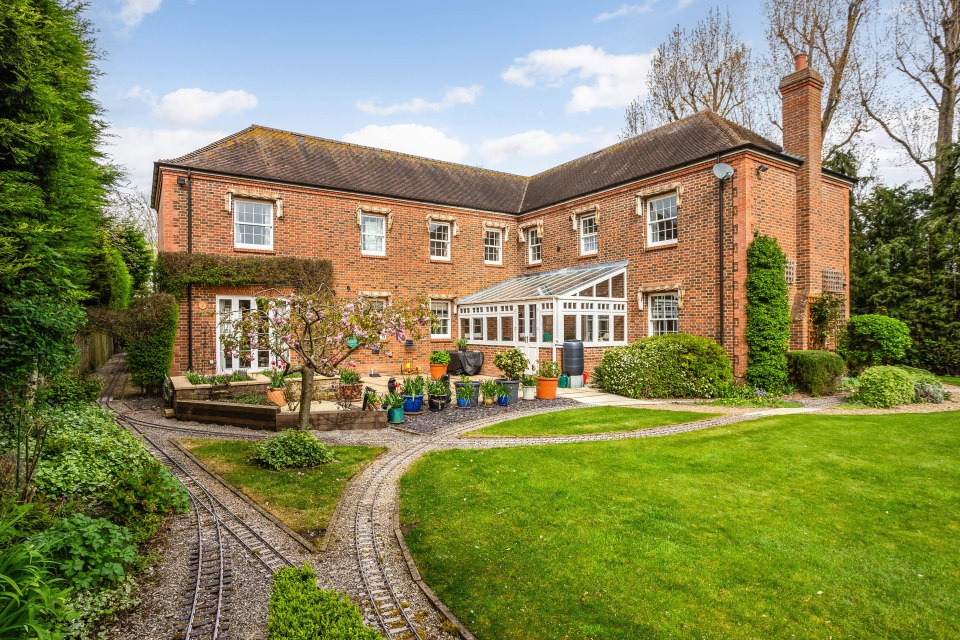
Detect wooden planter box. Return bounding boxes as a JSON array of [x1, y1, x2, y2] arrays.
[[173, 398, 387, 432], [170, 373, 270, 409]]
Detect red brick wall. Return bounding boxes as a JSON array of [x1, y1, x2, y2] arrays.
[[158, 147, 850, 378]]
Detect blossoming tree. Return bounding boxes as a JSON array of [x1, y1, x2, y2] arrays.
[[219, 286, 431, 428]]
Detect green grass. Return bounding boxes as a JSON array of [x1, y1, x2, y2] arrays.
[[182, 439, 383, 543], [707, 397, 804, 408], [467, 406, 720, 437], [400, 412, 960, 640], [940, 375, 960, 386]]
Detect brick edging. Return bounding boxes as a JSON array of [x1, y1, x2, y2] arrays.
[[170, 439, 317, 554], [392, 493, 477, 640]]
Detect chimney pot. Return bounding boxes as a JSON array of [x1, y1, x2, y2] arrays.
[[795, 52, 808, 71]]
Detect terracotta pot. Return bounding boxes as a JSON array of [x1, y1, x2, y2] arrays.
[[266, 388, 286, 406], [337, 383, 363, 401], [536, 377, 559, 400], [429, 363, 448, 380]]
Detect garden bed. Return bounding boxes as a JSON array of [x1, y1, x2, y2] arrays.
[[173, 398, 386, 431]]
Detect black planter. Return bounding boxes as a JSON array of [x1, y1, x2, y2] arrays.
[[428, 395, 449, 412], [496, 379, 520, 404], [453, 381, 481, 406]]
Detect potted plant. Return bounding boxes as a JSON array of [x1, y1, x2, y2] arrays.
[[337, 363, 363, 401], [493, 348, 528, 404], [480, 379, 499, 406], [455, 383, 473, 408], [495, 382, 510, 406], [535, 360, 562, 400], [455, 337, 468, 352], [429, 350, 451, 380], [521, 374, 537, 400], [427, 378, 450, 412], [266, 363, 287, 406], [401, 375, 426, 412], [453, 374, 480, 407], [362, 390, 380, 411], [382, 393, 405, 424]]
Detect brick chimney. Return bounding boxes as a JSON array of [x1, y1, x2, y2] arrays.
[[779, 53, 825, 346]]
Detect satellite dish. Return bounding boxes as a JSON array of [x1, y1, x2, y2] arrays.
[[712, 162, 735, 180]]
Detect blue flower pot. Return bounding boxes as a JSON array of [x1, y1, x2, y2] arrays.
[[497, 396, 509, 406], [402, 394, 424, 412], [387, 407, 404, 424], [457, 397, 470, 408]]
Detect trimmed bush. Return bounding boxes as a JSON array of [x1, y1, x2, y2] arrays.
[[253, 430, 334, 470], [269, 563, 379, 640], [850, 365, 916, 408], [845, 314, 911, 372], [593, 333, 732, 399], [155, 252, 333, 299], [124, 293, 178, 392], [745, 235, 791, 394], [786, 350, 845, 396]]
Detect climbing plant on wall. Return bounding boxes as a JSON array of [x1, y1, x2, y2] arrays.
[[745, 235, 791, 394]]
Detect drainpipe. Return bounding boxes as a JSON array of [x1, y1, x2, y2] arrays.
[[186, 170, 194, 371], [712, 158, 735, 347]]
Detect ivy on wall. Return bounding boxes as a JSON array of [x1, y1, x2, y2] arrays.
[[155, 252, 334, 298], [745, 235, 791, 394]]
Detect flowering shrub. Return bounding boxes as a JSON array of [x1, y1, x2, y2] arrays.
[[593, 334, 732, 399], [493, 348, 528, 380]]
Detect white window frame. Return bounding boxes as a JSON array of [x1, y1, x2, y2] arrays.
[[579, 214, 598, 255], [646, 193, 678, 247], [483, 228, 502, 265], [216, 295, 275, 372], [527, 227, 542, 265], [648, 292, 679, 336], [360, 213, 386, 256], [233, 199, 274, 250], [429, 221, 451, 261], [430, 300, 451, 338]]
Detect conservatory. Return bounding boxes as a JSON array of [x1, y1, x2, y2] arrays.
[[456, 261, 628, 365]]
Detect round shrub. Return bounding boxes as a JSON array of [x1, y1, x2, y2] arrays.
[[786, 350, 845, 396], [845, 314, 911, 372], [253, 430, 334, 470], [850, 366, 916, 408], [593, 333, 732, 399]]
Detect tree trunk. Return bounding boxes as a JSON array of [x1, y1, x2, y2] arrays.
[[297, 366, 314, 430], [936, 70, 958, 181]]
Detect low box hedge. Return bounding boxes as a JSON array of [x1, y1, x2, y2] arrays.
[[269, 563, 379, 639], [786, 350, 845, 396]]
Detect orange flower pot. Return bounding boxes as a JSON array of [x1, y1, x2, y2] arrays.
[[535, 377, 559, 400], [429, 363, 448, 380], [266, 388, 286, 407]]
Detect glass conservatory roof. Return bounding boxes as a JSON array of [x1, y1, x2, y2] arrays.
[[458, 260, 628, 305]]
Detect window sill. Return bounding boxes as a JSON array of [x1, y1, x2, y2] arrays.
[[577, 253, 599, 260], [234, 247, 276, 254], [484, 262, 505, 268], [360, 253, 388, 259], [527, 261, 542, 267], [429, 336, 452, 342], [645, 242, 677, 252], [430, 257, 452, 264]]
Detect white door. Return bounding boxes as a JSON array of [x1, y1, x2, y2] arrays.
[[217, 297, 271, 372], [517, 303, 539, 373]]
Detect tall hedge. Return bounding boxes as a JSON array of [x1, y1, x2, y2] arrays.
[[155, 252, 333, 298], [124, 294, 178, 391], [745, 235, 791, 393]]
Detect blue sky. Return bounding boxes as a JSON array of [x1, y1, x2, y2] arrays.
[[91, 0, 912, 195]]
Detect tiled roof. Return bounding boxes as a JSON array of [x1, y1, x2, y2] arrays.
[[458, 261, 629, 304], [156, 111, 784, 214]]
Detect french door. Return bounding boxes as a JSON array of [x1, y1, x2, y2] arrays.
[[217, 296, 271, 371]]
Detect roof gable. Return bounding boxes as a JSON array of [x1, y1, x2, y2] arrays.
[[155, 111, 784, 214]]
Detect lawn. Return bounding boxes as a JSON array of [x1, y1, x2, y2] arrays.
[[941, 375, 960, 386], [467, 406, 720, 437], [400, 411, 960, 640], [182, 439, 383, 543]]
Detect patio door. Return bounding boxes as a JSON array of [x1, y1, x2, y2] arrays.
[[517, 303, 539, 373], [217, 296, 271, 371]]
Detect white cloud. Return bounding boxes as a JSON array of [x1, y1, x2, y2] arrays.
[[502, 45, 654, 113], [342, 124, 470, 163], [114, 0, 163, 31], [153, 88, 258, 126], [357, 85, 482, 116], [101, 127, 229, 194], [479, 130, 585, 164], [675, 0, 694, 9], [594, 2, 657, 22]]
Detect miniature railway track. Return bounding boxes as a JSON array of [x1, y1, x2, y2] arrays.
[[99, 363, 298, 638], [354, 442, 434, 640]]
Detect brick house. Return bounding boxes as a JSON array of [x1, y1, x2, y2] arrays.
[[153, 56, 850, 378]]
